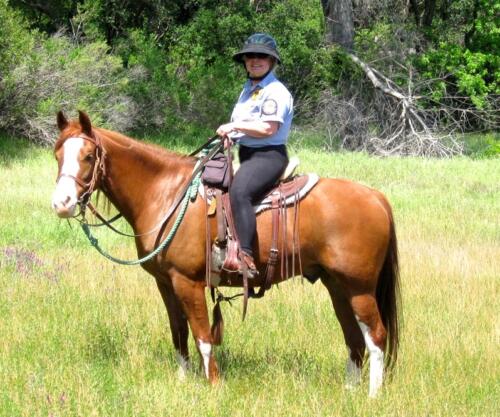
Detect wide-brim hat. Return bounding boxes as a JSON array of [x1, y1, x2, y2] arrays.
[[232, 33, 281, 64]]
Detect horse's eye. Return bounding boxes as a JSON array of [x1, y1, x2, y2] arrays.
[[84, 153, 94, 162]]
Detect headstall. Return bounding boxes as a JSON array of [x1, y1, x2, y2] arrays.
[[56, 132, 106, 216]]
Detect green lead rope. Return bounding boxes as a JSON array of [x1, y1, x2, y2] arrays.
[[81, 171, 201, 266]]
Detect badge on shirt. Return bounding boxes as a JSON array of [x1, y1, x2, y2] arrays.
[[251, 89, 262, 100], [262, 99, 278, 116]]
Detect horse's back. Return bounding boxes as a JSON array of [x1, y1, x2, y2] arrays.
[[302, 177, 391, 229]]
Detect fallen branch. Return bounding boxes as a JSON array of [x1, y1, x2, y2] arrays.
[[319, 52, 466, 157]]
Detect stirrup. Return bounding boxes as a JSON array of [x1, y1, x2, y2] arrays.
[[239, 253, 259, 280]]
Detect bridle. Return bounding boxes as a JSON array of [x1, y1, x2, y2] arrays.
[[56, 131, 106, 215]]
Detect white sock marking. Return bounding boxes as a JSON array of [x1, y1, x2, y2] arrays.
[[52, 137, 84, 216], [358, 320, 384, 398], [198, 340, 212, 379]]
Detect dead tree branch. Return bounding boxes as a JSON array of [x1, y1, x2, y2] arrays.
[[332, 52, 465, 157]]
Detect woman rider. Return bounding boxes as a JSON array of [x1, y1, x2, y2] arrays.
[[216, 33, 293, 278]]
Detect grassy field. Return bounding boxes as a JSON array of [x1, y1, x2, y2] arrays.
[[0, 135, 499, 416]]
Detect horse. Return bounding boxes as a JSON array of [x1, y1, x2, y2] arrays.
[[51, 111, 400, 397]]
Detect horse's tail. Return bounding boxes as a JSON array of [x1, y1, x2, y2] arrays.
[[376, 201, 401, 370]]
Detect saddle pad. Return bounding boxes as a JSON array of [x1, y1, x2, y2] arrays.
[[199, 173, 319, 213]]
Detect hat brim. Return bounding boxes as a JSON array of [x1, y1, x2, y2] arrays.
[[233, 45, 281, 64]]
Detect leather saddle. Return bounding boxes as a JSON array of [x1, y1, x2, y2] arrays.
[[204, 171, 319, 296]]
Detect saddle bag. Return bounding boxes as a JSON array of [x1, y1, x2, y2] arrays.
[[202, 152, 230, 190]]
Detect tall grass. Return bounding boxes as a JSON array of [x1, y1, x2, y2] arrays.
[[0, 136, 498, 416]]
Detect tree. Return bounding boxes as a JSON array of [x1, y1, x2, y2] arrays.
[[8, 0, 79, 33], [319, 0, 464, 156], [322, 0, 354, 50]]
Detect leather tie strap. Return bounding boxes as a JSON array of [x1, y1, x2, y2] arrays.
[[250, 192, 281, 299]]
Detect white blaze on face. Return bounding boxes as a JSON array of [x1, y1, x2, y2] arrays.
[[52, 137, 85, 217]]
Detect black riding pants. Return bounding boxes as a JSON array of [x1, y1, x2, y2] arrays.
[[230, 144, 288, 256]]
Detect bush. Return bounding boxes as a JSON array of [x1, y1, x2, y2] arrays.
[[465, 132, 500, 158], [0, 0, 34, 77], [417, 43, 499, 109], [160, 6, 252, 130], [0, 33, 140, 145], [114, 29, 172, 131]]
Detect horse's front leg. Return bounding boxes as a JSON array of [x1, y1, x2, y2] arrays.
[[170, 270, 219, 384], [155, 277, 190, 379]]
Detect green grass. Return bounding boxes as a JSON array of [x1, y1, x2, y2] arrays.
[[0, 135, 498, 416]]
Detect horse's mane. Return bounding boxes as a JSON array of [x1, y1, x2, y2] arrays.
[[100, 127, 196, 167], [55, 121, 195, 171]]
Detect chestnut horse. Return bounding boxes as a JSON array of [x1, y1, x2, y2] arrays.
[[51, 111, 400, 397]]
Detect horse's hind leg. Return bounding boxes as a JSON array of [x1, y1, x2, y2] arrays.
[[322, 275, 387, 397], [350, 292, 387, 397], [156, 278, 190, 379], [320, 276, 365, 389]]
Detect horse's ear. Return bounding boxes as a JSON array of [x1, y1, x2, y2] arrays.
[[57, 111, 68, 131], [78, 110, 92, 136]]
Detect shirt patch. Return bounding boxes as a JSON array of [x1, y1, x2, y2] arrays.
[[251, 89, 262, 100], [262, 99, 278, 116]]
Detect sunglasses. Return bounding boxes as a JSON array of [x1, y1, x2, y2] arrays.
[[244, 53, 270, 59]]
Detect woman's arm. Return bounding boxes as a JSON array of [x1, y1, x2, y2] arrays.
[[216, 120, 279, 138]]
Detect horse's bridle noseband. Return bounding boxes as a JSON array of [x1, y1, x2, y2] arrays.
[[56, 132, 106, 212]]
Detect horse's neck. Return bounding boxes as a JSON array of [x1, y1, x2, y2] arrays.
[[99, 132, 193, 230]]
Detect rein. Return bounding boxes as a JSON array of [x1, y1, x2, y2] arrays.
[[81, 172, 201, 265], [68, 133, 224, 265], [83, 135, 224, 238]]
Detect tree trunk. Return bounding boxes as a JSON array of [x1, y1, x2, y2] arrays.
[[440, 0, 450, 21], [423, 0, 436, 27], [408, 0, 420, 26], [322, 0, 355, 51], [464, 0, 480, 49]]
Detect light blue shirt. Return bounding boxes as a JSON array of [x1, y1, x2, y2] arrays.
[[230, 71, 293, 147]]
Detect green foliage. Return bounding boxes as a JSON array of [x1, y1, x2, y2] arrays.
[[0, 0, 34, 77], [418, 43, 499, 109], [256, 0, 329, 99], [466, 0, 499, 55], [416, 0, 499, 109], [161, 5, 251, 129], [1, 0, 498, 144], [0, 33, 135, 144], [464, 132, 500, 158], [8, 0, 79, 33], [161, 0, 332, 128], [114, 29, 172, 130]]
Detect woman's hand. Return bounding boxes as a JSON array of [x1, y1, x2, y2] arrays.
[[216, 123, 235, 138]]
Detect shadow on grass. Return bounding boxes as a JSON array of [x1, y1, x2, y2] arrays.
[[216, 345, 342, 383], [462, 131, 500, 158], [0, 133, 39, 166]]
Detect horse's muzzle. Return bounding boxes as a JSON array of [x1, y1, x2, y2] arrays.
[[52, 198, 77, 218], [52, 180, 78, 218]]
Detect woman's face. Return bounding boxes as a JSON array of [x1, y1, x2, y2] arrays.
[[243, 53, 273, 79]]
